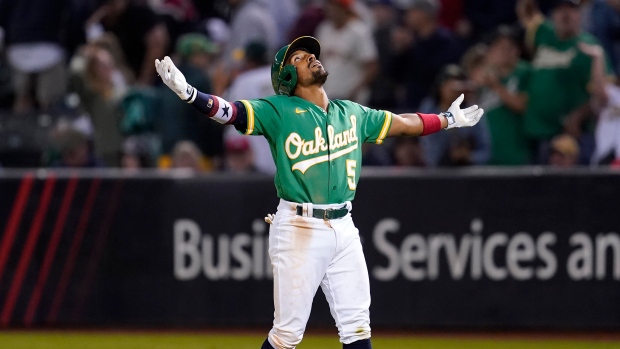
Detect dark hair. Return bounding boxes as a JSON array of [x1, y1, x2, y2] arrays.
[[483, 25, 521, 47], [430, 64, 467, 102]]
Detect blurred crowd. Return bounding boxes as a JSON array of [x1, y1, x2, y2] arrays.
[[0, 0, 619, 173]]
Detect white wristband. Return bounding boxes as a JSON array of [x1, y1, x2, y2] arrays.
[[209, 96, 234, 124]]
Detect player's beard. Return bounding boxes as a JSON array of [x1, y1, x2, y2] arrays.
[[310, 68, 328, 86]]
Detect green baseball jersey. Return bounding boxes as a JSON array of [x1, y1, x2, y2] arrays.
[[238, 95, 392, 204], [524, 20, 611, 140], [479, 61, 532, 165]]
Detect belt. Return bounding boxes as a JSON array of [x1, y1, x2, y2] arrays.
[[296, 204, 349, 220]]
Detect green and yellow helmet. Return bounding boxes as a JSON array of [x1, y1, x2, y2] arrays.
[[271, 36, 321, 96]]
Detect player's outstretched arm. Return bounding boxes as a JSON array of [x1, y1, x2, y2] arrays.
[[155, 56, 243, 126], [387, 94, 484, 137]]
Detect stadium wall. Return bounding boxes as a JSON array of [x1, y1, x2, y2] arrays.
[[0, 168, 618, 329]]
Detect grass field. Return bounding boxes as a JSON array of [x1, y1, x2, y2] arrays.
[[2, 332, 620, 349]]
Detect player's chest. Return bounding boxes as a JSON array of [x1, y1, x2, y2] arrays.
[[280, 109, 360, 161]]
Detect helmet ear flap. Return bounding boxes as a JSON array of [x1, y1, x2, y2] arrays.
[[277, 65, 298, 96]]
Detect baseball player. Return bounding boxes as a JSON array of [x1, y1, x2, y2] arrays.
[[155, 36, 483, 349]]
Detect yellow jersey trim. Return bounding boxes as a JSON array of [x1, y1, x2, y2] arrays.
[[240, 100, 255, 135], [376, 111, 392, 144]]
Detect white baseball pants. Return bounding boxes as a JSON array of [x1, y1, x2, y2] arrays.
[[266, 199, 371, 349]]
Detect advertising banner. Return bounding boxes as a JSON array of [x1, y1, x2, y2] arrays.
[[0, 170, 618, 329]]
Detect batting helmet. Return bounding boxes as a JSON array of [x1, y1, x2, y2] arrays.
[[271, 36, 321, 96]]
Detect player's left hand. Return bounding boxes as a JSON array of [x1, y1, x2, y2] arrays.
[[443, 94, 484, 129]]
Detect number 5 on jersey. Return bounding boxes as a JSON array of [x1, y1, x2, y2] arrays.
[[346, 160, 356, 190]]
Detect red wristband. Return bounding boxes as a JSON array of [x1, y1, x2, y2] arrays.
[[418, 113, 442, 136]]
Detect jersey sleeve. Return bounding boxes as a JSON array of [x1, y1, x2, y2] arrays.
[[358, 104, 393, 145], [237, 98, 281, 139]]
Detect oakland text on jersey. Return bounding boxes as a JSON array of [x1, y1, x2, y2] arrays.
[[285, 115, 358, 173]]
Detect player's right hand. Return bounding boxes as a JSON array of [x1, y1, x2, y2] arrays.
[[444, 94, 484, 129], [155, 56, 194, 100]]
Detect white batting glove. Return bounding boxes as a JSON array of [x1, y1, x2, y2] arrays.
[[443, 94, 484, 129], [154, 56, 195, 101]]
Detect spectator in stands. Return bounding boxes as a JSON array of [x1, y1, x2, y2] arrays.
[[419, 64, 491, 166], [581, 41, 620, 166], [516, 0, 613, 164], [474, 26, 532, 165], [120, 135, 154, 169], [549, 133, 580, 166], [68, 35, 129, 166], [170, 140, 209, 172], [592, 86, 620, 165], [225, 40, 273, 103], [287, 0, 325, 41], [224, 40, 276, 174], [212, 0, 278, 95], [0, 0, 71, 112], [148, 0, 199, 48], [392, 137, 426, 167], [317, 0, 379, 104], [86, 0, 169, 86], [224, 137, 257, 173], [368, 0, 399, 110], [465, 0, 519, 42], [362, 142, 395, 166], [583, 0, 620, 74], [266, 0, 299, 47], [437, 0, 465, 32], [51, 127, 104, 168], [393, 0, 465, 110], [222, 0, 278, 66], [155, 33, 224, 170]]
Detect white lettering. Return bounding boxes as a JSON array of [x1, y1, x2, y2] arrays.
[[202, 235, 230, 279], [507, 233, 535, 280], [231, 234, 252, 280], [401, 234, 426, 280], [173, 219, 272, 281], [596, 233, 620, 280], [372, 218, 400, 281], [536, 232, 557, 280], [173, 219, 202, 280], [444, 235, 472, 280], [567, 233, 593, 280], [428, 234, 445, 280], [470, 219, 483, 279], [371, 218, 564, 282], [483, 233, 508, 281], [285, 133, 303, 159], [286, 121, 358, 162], [252, 219, 266, 279]]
